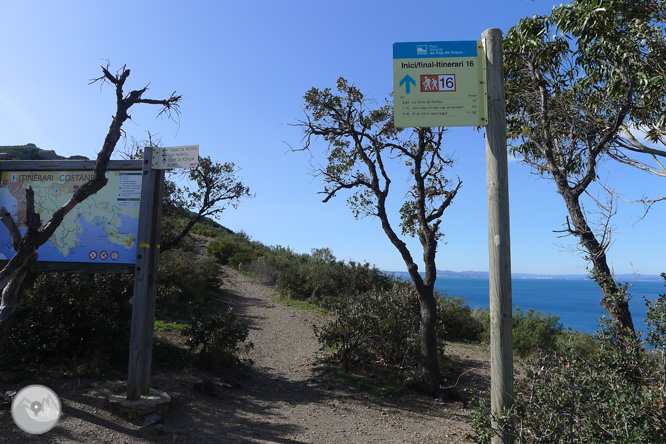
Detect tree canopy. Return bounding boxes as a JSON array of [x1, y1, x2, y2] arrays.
[[297, 78, 461, 395], [504, 0, 666, 332], [162, 156, 252, 250]]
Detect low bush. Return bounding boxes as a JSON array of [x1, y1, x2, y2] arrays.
[[437, 294, 485, 342], [645, 276, 666, 352], [157, 248, 222, 319], [478, 306, 563, 356], [3, 273, 133, 374], [471, 288, 666, 443], [160, 207, 232, 246], [244, 255, 280, 286], [246, 246, 309, 295], [245, 246, 393, 307], [189, 218, 232, 239], [206, 232, 266, 269], [158, 244, 252, 370], [512, 307, 563, 356], [559, 328, 598, 357], [184, 307, 252, 370], [4, 236, 251, 376], [315, 282, 421, 369], [316, 284, 487, 373]]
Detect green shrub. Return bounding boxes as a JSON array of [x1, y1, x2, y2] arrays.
[[513, 307, 563, 356], [159, 242, 253, 371], [437, 293, 485, 342], [206, 233, 265, 268], [315, 283, 421, 369], [316, 284, 489, 374], [558, 328, 598, 357], [184, 307, 251, 370], [189, 218, 231, 238], [3, 273, 133, 374], [245, 246, 393, 306], [256, 246, 310, 297], [645, 274, 666, 352], [157, 249, 222, 319], [471, 306, 666, 444], [3, 239, 244, 376], [478, 306, 563, 356], [154, 320, 187, 332], [244, 256, 280, 286], [160, 208, 232, 245]]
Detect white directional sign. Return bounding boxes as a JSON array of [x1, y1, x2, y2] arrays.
[[151, 145, 200, 170], [393, 41, 487, 128]]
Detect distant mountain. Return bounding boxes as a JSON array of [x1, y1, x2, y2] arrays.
[[0, 144, 89, 161], [388, 270, 663, 282], [438, 270, 490, 278]]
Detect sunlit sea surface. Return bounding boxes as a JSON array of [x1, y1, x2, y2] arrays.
[[434, 277, 664, 334]]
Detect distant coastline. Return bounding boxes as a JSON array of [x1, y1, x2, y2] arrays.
[[388, 270, 664, 282]]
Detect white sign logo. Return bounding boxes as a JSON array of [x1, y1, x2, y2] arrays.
[[11, 384, 61, 434]]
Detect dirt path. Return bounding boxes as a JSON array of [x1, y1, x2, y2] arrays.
[[0, 266, 488, 443], [214, 267, 481, 443]]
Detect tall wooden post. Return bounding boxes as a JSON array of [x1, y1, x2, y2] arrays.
[[139, 165, 164, 395], [127, 146, 164, 400], [483, 28, 514, 444]]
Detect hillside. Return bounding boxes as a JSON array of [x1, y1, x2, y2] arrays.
[[0, 144, 88, 161]]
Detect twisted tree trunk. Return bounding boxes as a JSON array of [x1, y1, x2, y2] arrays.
[[560, 189, 635, 333], [0, 65, 181, 351]]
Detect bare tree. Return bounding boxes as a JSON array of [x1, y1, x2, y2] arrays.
[[0, 64, 181, 349], [296, 78, 461, 395]]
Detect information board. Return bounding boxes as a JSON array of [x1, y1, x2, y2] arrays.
[[0, 161, 142, 267], [393, 40, 487, 127]]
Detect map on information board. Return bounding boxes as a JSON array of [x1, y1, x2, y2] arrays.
[[0, 170, 142, 264]]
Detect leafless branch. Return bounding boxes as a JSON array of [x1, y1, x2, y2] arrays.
[[553, 216, 580, 238]]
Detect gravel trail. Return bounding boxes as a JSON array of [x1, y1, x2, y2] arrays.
[[0, 266, 485, 443]]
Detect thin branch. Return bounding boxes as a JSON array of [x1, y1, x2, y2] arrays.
[[427, 179, 462, 224], [610, 149, 666, 177], [617, 126, 666, 158], [553, 216, 580, 238]]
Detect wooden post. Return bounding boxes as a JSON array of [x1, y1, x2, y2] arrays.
[[127, 146, 161, 401], [483, 28, 514, 444], [139, 166, 164, 395]]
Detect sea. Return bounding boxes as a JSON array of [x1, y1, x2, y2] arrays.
[[434, 277, 665, 335]]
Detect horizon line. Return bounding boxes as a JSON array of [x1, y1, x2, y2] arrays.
[[386, 269, 664, 280]]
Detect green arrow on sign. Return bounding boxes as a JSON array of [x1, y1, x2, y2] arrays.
[[399, 75, 416, 94]]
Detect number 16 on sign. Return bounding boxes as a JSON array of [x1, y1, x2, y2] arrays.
[[421, 74, 456, 92]]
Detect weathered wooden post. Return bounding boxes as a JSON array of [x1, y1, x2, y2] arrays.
[[126, 144, 197, 401], [139, 167, 165, 395], [127, 146, 163, 400], [483, 27, 514, 444]]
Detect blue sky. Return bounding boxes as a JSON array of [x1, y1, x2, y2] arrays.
[[1, 0, 664, 276]]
